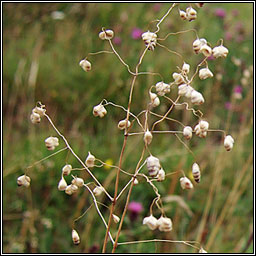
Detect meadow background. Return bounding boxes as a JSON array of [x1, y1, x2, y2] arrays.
[[3, 2, 254, 254]]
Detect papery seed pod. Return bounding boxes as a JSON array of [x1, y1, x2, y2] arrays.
[[93, 104, 107, 118], [141, 31, 157, 51], [199, 68, 214, 80], [30, 112, 41, 124], [118, 119, 131, 130], [179, 10, 187, 20], [194, 124, 207, 138], [144, 129, 153, 145], [65, 184, 78, 195], [146, 155, 161, 177], [149, 92, 160, 107], [199, 247, 208, 253], [85, 152, 95, 168], [32, 106, 46, 117], [199, 120, 209, 131], [58, 176, 67, 191], [192, 163, 201, 183], [64, 185, 73, 195], [182, 62, 190, 74], [193, 38, 207, 54], [72, 229, 80, 245], [157, 216, 173, 232], [143, 215, 159, 230], [62, 164, 72, 176], [195, 3, 204, 8], [184, 86, 194, 99], [224, 135, 234, 151], [99, 29, 114, 40], [172, 72, 185, 85], [93, 186, 104, 196], [17, 175, 31, 187], [105, 29, 114, 39], [72, 177, 84, 187], [112, 214, 120, 224], [186, 6, 197, 21], [199, 44, 212, 57], [191, 90, 204, 105], [157, 168, 165, 181], [178, 84, 189, 96], [180, 176, 194, 189], [212, 45, 229, 58], [79, 59, 91, 72], [183, 126, 193, 140], [134, 178, 139, 185], [45, 136, 59, 150], [155, 81, 170, 96]]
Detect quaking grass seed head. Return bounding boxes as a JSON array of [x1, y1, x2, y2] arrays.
[[72, 229, 80, 245]]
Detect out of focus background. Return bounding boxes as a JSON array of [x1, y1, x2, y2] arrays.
[[3, 3, 253, 254]]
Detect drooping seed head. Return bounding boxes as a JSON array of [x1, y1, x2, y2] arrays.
[[85, 152, 95, 168], [143, 215, 159, 230]]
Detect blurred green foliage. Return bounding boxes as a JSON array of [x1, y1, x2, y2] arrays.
[[3, 2, 253, 253]]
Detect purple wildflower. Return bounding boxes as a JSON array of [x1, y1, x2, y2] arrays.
[[127, 201, 143, 221], [153, 3, 162, 12], [131, 28, 143, 40], [225, 31, 233, 41], [231, 9, 239, 17], [233, 85, 242, 94], [113, 36, 122, 45], [225, 102, 232, 110], [214, 8, 226, 18]]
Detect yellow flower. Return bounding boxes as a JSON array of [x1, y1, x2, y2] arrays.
[[104, 159, 113, 170]]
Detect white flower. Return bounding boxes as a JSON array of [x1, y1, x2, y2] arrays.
[[142, 31, 157, 51], [85, 152, 95, 167], [191, 90, 205, 105], [180, 177, 193, 189], [30, 112, 41, 124], [32, 106, 46, 117], [149, 92, 160, 107], [45, 136, 59, 150], [212, 45, 229, 58], [65, 184, 78, 195], [143, 215, 159, 230], [199, 44, 212, 57], [93, 104, 107, 118], [157, 168, 165, 181], [72, 229, 80, 245], [62, 164, 72, 176], [172, 72, 185, 85], [193, 38, 207, 54], [58, 176, 67, 191], [155, 81, 170, 96], [71, 177, 84, 187], [112, 214, 120, 224], [199, 68, 214, 80], [199, 247, 208, 253], [178, 84, 189, 96], [182, 62, 190, 74], [157, 216, 173, 232], [199, 120, 209, 132], [118, 119, 131, 130], [192, 163, 201, 183], [144, 129, 153, 145], [17, 175, 31, 188], [224, 135, 234, 151], [93, 186, 104, 196], [146, 155, 161, 177], [194, 123, 208, 138], [186, 6, 197, 21], [79, 59, 91, 72], [179, 10, 187, 20], [183, 126, 193, 140], [99, 29, 114, 40], [184, 85, 194, 99]]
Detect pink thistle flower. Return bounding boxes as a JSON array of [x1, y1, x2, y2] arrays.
[[113, 36, 122, 45], [131, 28, 143, 40], [128, 201, 143, 221], [214, 8, 226, 18]]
